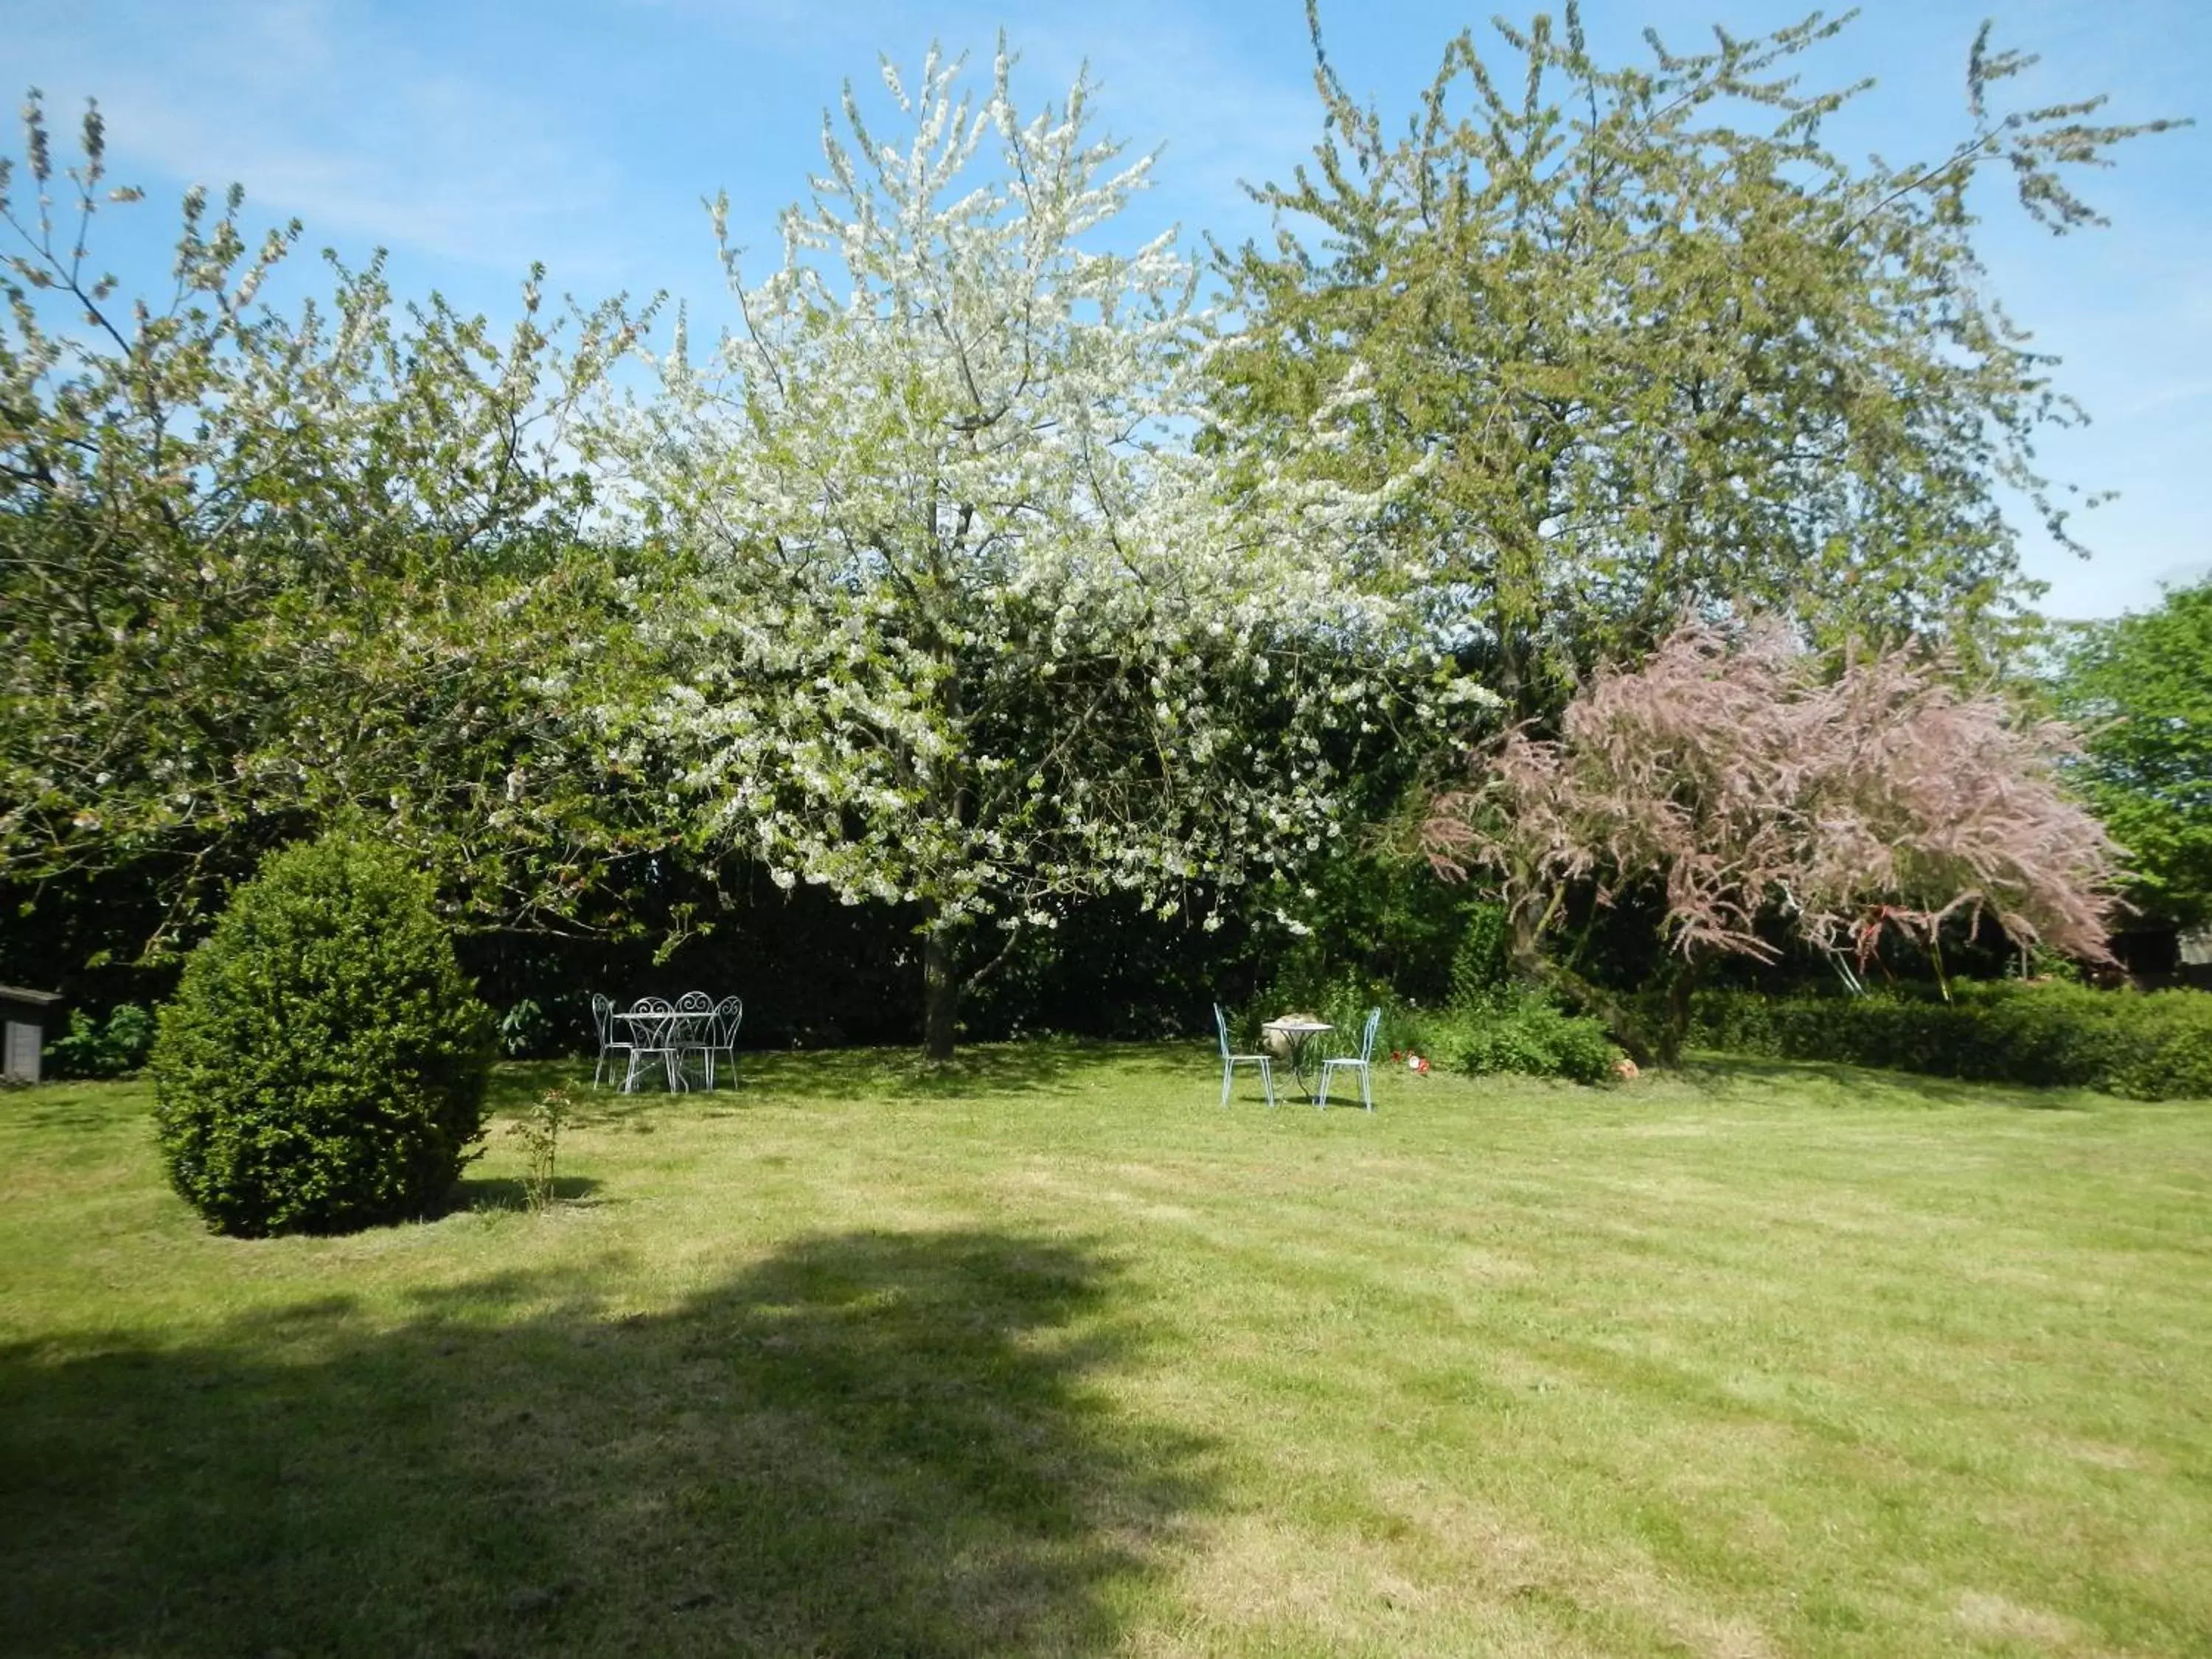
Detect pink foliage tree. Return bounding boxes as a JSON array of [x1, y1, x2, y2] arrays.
[[1422, 617, 2121, 1062]]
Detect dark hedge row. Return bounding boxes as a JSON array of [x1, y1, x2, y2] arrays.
[[1692, 981, 2212, 1101]]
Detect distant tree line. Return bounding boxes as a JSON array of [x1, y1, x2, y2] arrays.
[[2, 7, 2190, 1058]]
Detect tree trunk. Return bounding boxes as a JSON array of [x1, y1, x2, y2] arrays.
[[1657, 955, 1702, 1067], [1505, 891, 1547, 978], [1503, 886, 1667, 1068], [922, 920, 959, 1062], [1534, 958, 1660, 1069]]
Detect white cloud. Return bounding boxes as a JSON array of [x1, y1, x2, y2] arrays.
[[10, 0, 625, 278]]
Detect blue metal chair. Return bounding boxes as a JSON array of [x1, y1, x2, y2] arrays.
[[1316, 1007, 1382, 1112], [1214, 1004, 1276, 1109]]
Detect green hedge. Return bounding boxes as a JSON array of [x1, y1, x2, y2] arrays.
[[1402, 989, 1624, 1085], [1693, 981, 2212, 1101]]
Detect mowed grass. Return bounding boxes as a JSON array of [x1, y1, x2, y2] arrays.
[[2, 1047, 2208, 1657]]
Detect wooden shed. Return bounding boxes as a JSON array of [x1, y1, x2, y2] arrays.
[[1, 986, 63, 1083]]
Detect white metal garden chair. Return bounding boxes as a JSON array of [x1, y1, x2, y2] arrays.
[[702, 995, 743, 1089], [1214, 1003, 1276, 1109], [673, 990, 716, 1088], [590, 992, 633, 1089], [1315, 1007, 1382, 1112]]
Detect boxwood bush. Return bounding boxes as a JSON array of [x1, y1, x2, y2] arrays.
[[1693, 981, 2212, 1101], [151, 833, 495, 1236]]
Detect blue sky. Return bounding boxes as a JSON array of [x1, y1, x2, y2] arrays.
[[9, 0, 2206, 618]]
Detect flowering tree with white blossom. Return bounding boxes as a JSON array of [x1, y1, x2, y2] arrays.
[[0, 94, 664, 956], [627, 45, 1467, 1057]]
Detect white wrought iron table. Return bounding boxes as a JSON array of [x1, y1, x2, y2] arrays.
[[611, 1008, 714, 1093]]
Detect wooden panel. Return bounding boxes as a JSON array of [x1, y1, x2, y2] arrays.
[[4, 1020, 39, 1082]]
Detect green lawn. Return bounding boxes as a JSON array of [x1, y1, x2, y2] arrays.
[[3, 1046, 2208, 1657]]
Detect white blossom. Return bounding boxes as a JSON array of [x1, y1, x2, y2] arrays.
[[611, 42, 1480, 971]]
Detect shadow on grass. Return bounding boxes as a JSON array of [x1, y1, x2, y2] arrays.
[[0, 1228, 1212, 1657], [502, 1044, 1110, 1116], [740, 1042, 1097, 1104], [484, 1046, 1102, 1130], [5, 1079, 149, 1133], [484, 1060, 596, 1116], [1677, 1053, 2098, 1111], [454, 1174, 605, 1212]]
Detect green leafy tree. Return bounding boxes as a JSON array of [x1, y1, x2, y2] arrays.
[[0, 94, 676, 959], [623, 46, 1478, 1058], [2056, 580, 2212, 928], [1214, 4, 2184, 710]]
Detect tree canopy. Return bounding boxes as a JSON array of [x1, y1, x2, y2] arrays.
[[0, 94, 674, 956], [1423, 617, 2122, 1060], [621, 45, 1474, 1056], [2055, 580, 2212, 931], [1213, 3, 2183, 709]]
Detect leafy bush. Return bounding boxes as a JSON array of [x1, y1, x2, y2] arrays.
[[1259, 854, 1501, 1018], [1415, 989, 1622, 1085], [1256, 900, 1621, 1087], [151, 833, 496, 1236], [1693, 981, 2212, 1101], [1447, 903, 1512, 1006], [497, 997, 552, 1059], [46, 1003, 156, 1078], [509, 1087, 574, 1213], [2107, 995, 2212, 1102]]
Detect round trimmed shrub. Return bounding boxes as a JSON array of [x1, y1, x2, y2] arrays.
[[151, 834, 495, 1236]]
